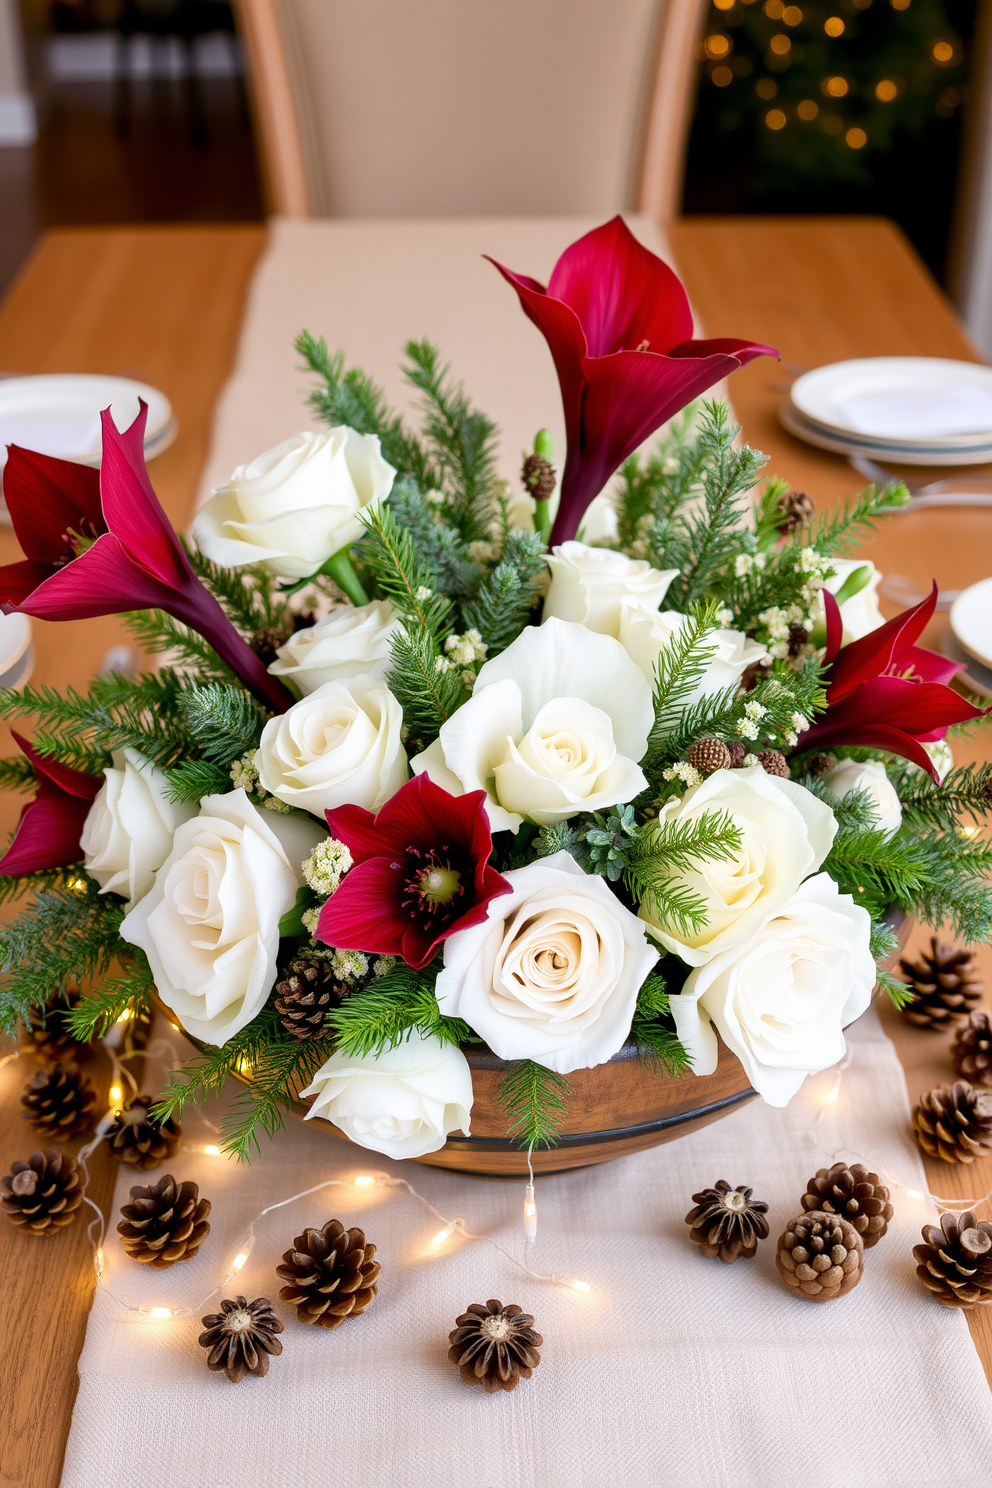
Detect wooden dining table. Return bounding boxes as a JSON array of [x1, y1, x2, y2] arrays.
[[1, 215, 991, 1487]]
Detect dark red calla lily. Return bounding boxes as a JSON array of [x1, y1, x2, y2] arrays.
[[799, 585, 986, 777], [0, 406, 293, 713], [488, 216, 777, 545], [318, 774, 512, 970], [0, 732, 102, 876]]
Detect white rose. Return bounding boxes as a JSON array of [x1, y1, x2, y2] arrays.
[[669, 873, 876, 1106], [543, 541, 677, 637], [81, 748, 196, 910], [817, 559, 884, 646], [300, 1029, 474, 1160], [619, 605, 768, 698], [269, 600, 401, 694], [412, 618, 653, 832], [191, 427, 395, 580], [639, 764, 837, 965], [821, 757, 902, 837], [120, 789, 323, 1046], [436, 851, 658, 1074], [255, 675, 408, 819]]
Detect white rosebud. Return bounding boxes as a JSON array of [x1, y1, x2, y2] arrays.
[[542, 542, 677, 638], [300, 1029, 474, 1160], [436, 852, 658, 1074], [670, 874, 875, 1105], [255, 676, 408, 819], [82, 749, 196, 911], [192, 428, 395, 581], [120, 790, 323, 1045], [269, 601, 401, 695], [821, 757, 902, 837]]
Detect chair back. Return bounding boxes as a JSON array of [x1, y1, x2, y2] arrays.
[[237, 0, 706, 221]]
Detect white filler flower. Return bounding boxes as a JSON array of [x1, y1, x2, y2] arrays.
[[639, 764, 836, 966], [81, 748, 196, 910], [821, 757, 902, 838], [192, 427, 395, 581], [255, 675, 408, 819], [300, 1029, 474, 1160], [269, 600, 401, 694], [542, 541, 678, 637], [619, 605, 767, 699], [120, 790, 323, 1046], [669, 873, 876, 1105], [436, 851, 659, 1075], [412, 618, 653, 832]]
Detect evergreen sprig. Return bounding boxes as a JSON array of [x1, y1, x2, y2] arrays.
[[178, 684, 268, 767], [402, 339, 499, 541], [497, 1060, 570, 1149], [631, 970, 690, 1076], [459, 529, 546, 655], [624, 811, 743, 938], [892, 760, 992, 830], [150, 1008, 288, 1125], [0, 878, 124, 1035], [327, 964, 472, 1058], [221, 1034, 334, 1162], [68, 959, 155, 1041]]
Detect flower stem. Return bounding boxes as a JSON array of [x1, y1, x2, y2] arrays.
[[321, 548, 370, 607], [533, 500, 552, 546]]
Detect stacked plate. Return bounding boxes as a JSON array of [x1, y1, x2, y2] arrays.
[[781, 357, 992, 466], [0, 374, 176, 481], [949, 579, 992, 697]]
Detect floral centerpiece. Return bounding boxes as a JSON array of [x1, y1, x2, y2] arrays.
[[0, 219, 989, 1163]]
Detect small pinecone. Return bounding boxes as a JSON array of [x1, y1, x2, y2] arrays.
[[776, 1210, 864, 1300], [777, 489, 815, 534], [21, 1063, 96, 1140], [756, 749, 789, 778], [448, 1299, 543, 1393], [914, 1212, 992, 1309], [953, 1011, 992, 1088], [805, 751, 836, 779], [521, 452, 556, 501], [787, 622, 810, 658], [685, 1179, 769, 1263], [104, 1095, 182, 1171], [726, 741, 748, 768], [198, 1296, 284, 1382], [250, 625, 292, 666], [276, 1219, 380, 1328], [21, 988, 84, 1063], [273, 955, 345, 1041], [686, 738, 732, 777], [898, 937, 984, 1030], [117, 1173, 211, 1268], [912, 1080, 992, 1164], [1, 1148, 82, 1235], [801, 1163, 893, 1248]]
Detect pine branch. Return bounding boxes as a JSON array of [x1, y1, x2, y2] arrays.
[[220, 1034, 333, 1162], [643, 603, 721, 756], [402, 340, 499, 541], [163, 758, 232, 804], [631, 969, 691, 1076], [386, 627, 467, 752], [459, 529, 546, 656], [360, 503, 452, 640], [893, 760, 992, 830], [150, 1009, 286, 1124], [185, 544, 290, 635], [497, 1060, 570, 1149], [801, 481, 910, 557], [327, 964, 471, 1058], [177, 684, 268, 767], [0, 879, 124, 1035], [0, 756, 38, 792], [625, 811, 743, 939], [122, 608, 234, 681], [68, 959, 155, 1041]]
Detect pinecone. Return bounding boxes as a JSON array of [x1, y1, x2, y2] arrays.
[[276, 1219, 380, 1327], [726, 741, 748, 767], [686, 738, 732, 777], [198, 1295, 284, 1382], [914, 1212, 992, 1309], [1, 1148, 82, 1235], [20, 987, 85, 1063], [448, 1299, 543, 1393], [776, 489, 815, 533], [898, 937, 984, 1030], [787, 623, 810, 658], [756, 749, 789, 778], [685, 1179, 769, 1263], [273, 955, 344, 1041], [953, 1011, 992, 1088], [117, 1173, 211, 1268], [776, 1211, 864, 1300], [912, 1081, 992, 1164], [21, 1063, 96, 1140], [104, 1095, 182, 1170], [801, 1162, 893, 1248], [250, 625, 292, 667], [521, 452, 556, 501], [805, 751, 836, 779]]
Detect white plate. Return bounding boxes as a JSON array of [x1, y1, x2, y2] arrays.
[[790, 357, 992, 446], [0, 374, 175, 472], [943, 630, 992, 698], [0, 612, 33, 691], [780, 401, 992, 466], [950, 577, 992, 672]]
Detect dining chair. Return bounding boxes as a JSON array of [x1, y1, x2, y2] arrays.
[[233, 0, 707, 221]]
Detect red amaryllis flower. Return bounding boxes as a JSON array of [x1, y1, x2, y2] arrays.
[[0, 733, 102, 876], [488, 217, 777, 546], [798, 585, 986, 778], [0, 407, 292, 714], [317, 774, 512, 970]]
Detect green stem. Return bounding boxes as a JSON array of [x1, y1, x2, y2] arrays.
[[321, 548, 370, 607], [533, 499, 552, 546]]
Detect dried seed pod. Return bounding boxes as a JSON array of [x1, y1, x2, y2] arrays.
[[1, 1149, 82, 1235], [913, 1081, 992, 1164], [776, 1210, 864, 1300], [198, 1296, 284, 1382], [914, 1212, 992, 1309], [448, 1299, 543, 1392], [685, 1179, 769, 1263], [801, 1162, 893, 1248], [276, 1219, 380, 1328]]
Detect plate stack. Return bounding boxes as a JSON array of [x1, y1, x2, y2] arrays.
[[781, 357, 992, 466], [0, 374, 176, 484], [949, 579, 992, 697]]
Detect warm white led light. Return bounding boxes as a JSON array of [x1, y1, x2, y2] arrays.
[[906, 1189, 925, 1201], [146, 1307, 173, 1319], [354, 1175, 375, 1186], [203, 1144, 221, 1156], [231, 1252, 249, 1270], [109, 1084, 123, 1106], [569, 1279, 592, 1293], [429, 1221, 459, 1248]]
